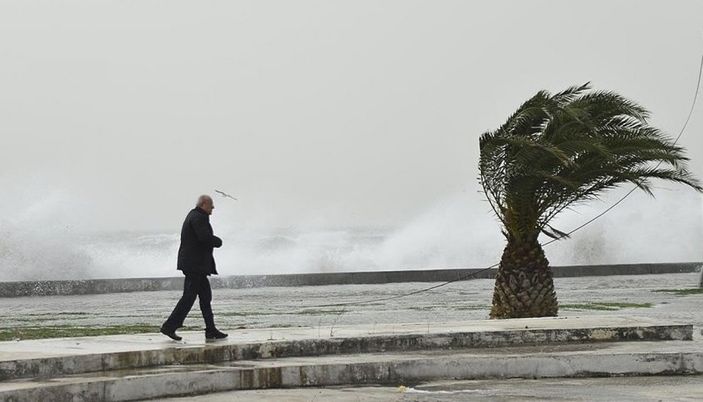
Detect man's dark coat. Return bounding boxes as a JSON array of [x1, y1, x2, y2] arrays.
[[177, 207, 222, 275]]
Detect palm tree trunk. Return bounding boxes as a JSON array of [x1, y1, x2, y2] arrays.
[[489, 239, 558, 318]]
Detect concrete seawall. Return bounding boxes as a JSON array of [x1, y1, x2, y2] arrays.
[[0, 262, 700, 298]]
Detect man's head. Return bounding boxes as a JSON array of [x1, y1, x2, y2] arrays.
[[196, 195, 215, 215]]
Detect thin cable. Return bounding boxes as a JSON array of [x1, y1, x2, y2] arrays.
[[313, 264, 499, 308], [309, 54, 703, 309]]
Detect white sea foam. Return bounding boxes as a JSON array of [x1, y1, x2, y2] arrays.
[[0, 186, 701, 281]]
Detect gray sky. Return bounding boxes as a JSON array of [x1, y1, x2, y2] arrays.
[[1, 0, 702, 232]]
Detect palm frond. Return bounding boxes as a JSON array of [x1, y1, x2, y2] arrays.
[[478, 84, 702, 243]]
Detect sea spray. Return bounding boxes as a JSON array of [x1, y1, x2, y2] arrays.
[[1, 188, 701, 281]]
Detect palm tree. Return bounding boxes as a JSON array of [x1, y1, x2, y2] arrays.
[[479, 83, 702, 319]]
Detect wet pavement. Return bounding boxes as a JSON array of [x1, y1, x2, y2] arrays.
[[154, 376, 703, 402], [0, 272, 701, 335]]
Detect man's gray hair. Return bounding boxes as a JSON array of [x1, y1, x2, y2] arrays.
[[196, 195, 213, 207]]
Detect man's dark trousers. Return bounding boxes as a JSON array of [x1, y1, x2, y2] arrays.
[[163, 273, 215, 331]]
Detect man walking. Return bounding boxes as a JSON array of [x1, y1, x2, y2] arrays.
[[161, 195, 228, 341]]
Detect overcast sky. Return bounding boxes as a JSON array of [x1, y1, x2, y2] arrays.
[[1, 0, 702, 233]]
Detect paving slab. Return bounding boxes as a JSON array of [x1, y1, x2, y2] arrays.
[[0, 316, 692, 381]]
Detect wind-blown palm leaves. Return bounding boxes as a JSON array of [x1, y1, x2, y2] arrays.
[[479, 83, 702, 318]]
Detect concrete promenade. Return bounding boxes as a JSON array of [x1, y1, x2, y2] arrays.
[[1, 272, 702, 400], [2, 272, 701, 338]]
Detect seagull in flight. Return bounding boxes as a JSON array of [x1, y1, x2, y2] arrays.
[[214, 189, 238, 201]]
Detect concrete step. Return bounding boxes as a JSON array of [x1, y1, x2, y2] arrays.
[[0, 316, 691, 381], [0, 340, 701, 402]]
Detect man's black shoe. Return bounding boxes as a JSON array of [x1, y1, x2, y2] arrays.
[[160, 326, 182, 341], [205, 329, 228, 342]]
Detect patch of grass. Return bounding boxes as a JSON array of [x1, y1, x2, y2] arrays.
[[219, 311, 271, 317], [560, 302, 652, 311], [653, 288, 703, 296], [452, 305, 490, 311], [26, 312, 94, 316], [406, 306, 439, 311], [0, 324, 200, 341], [220, 309, 347, 317], [11, 316, 94, 323], [597, 302, 653, 308], [408, 305, 491, 312], [296, 309, 346, 315], [560, 304, 618, 311], [219, 310, 299, 317]]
